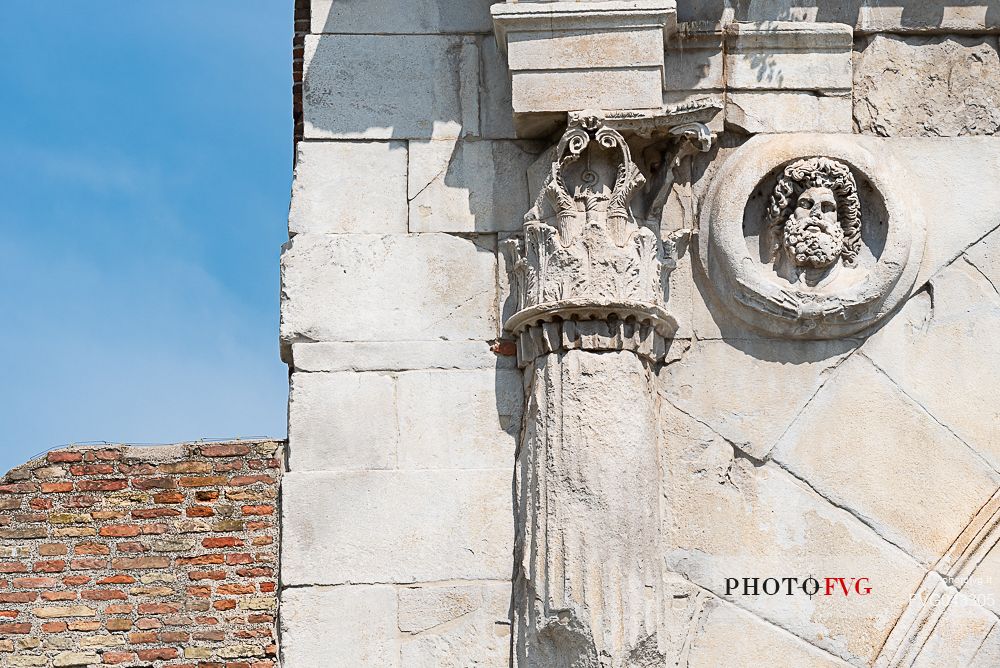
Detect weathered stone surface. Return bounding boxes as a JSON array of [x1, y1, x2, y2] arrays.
[[724, 22, 853, 92], [291, 340, 513, 373], [288, 141, 407, 235], [664, 27, 724, 93], [310, 0, 495, 34], [855, 35, 1000, 137], [726, 92, 852, 133], [398, 583, 510, 667], [773, 354, 1000, 565], [681, 1, 1000, 33], [687, 597, 853, 667], [396, 370, 522, 469], [662, 401, 925, 665], [864, 254, 1000, 471], [280, 233, 498, 352], [281, 585, 399, 668], [303, 34, 479, 139], [491, 1, 672, 135], [281, 470, 513, 586], [659, 338, 853, 459], [478, 36, 517, 139], [878, 138, 1000, 286], [408, 139, 543, 233], [288, 371, 397, 472]]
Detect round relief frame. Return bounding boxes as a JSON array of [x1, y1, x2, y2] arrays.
[[698, 134, 926, 339]]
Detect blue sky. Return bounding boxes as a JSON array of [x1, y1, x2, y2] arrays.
[[0, 2, 292, 472]]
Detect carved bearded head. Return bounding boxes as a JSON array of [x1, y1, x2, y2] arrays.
[[767, 157, 861, 270]]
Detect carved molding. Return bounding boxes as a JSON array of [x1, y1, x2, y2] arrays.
[[699, 134, 926, 339]]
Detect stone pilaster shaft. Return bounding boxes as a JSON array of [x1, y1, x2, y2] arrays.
[[505, 112, 691, 667]]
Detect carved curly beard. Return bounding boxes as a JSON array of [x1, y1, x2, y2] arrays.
[[782, 215, 844, 269]]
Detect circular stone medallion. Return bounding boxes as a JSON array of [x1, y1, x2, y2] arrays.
[[699, 134, 925, 339]]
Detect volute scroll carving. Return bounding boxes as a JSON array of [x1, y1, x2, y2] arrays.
[[505, 111, 712, 364]]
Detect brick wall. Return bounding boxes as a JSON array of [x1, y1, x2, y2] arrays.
[[0, 440, 283, 668]]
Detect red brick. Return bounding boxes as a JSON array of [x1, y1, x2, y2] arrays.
[[158, 631, 189, 643], [97, 575, 135, 585], [133, 477, 176, 490], [131, 508, 181, 519], [119, 463, 157, 475], [179, 476, 228, 488], [116, 542, 147, 553], [201, 444, 250, 458], [42, 621, 68, 632], [33, 560, 66, 573], [196, 490, 220, 502], [186, 505, 215, 517], [13, 577, 59, 588], [106, 604, 132, 615], [91, 449, 122, 461], [248, 614, 273, 624], [99, 525, 141, 538], [0, 592, 37, 603], [106, 619, 132, 631], [237, 567, 272, 578], [140, 523, 167, 535], [135, 618, 162, 630], [194, 630, 226, 641], [217, 583, 256, 595], [242, 505, 274, 516], [101, 651, 135, 664], [259, 582, 277, 593], [230, 476, 274, 486], [76, 480, 127, 492], [66, 494, 98, 507], [128, 631, 158, 644], [137, 648, 179, 661], [29, 498, 53, 510], [189, 570, 226, 581], [112, 556, 170, 570], [203, 537, 243, 549], [41, 481, 74, 493], [39, 543, 68, 556], [225, 553, 253, 566], [0, 610, 18, 618], [187, 586, 212, 597], [0, 483, 38, 495], [48, 451, 83, 463], [75, 543, 110, 556], [177, 554, 224, 566], [213, 599, 236, 611], [82, 589, 127, 601], [70, 558, 108, 570], [0, 562, 27, 574], [41, 591, 78, 601], [153, 491, 185, 504], [0, 622, 31, 634], [63, 575, 90, 586], [70, 464, 115, 476]]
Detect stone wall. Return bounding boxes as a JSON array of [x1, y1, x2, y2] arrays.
[[0, 441, 281, 668], [284, 1, 1000, 666], [279, 0, 523, 665]]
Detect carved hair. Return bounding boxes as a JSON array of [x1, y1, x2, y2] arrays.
[[766, 157, 862, 266]]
